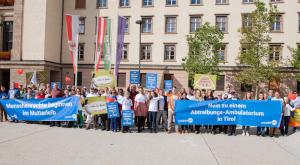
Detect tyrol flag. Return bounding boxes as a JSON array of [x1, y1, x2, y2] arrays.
[[65, 14, 79, 75], [95, 17, 107, 72], [114, 16, 126, 78]]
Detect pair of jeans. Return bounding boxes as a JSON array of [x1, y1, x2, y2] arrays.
[[110, 118, 118, 132], [137, 116, 145, 132], [281, 116, 290, 135], [257, 127, 266, 135], [227, 125, 236, 135], [149, 112, 157, 131], [242, 126, 250, 133], [156, 110, 167, 129]]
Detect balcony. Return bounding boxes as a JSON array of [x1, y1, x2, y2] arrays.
[[0, 0, 14, 6], [0, 51, 11, 60]]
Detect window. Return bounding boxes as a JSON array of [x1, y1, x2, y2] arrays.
[[242, 0, 253, 3], [269, 44, 282, 61], [78, 43, 85, 61], [122, 44, 129, 60], [190, 16, 202, 32], [217, 44, 227, 61], [120, 0, 130, 7], [75, 0, 86, 9], [141, 44, 152, 61], [164, 44, 176, 61], [3, 21, 13, 51], [142, 17, 152, 33], [271, 15, 283, 32], [241, 83, 252, 92], [124, 17, 130, 33], [140, 73, 146, 87], [117, 73, 126, 87], [242, 14, 252, 29], [79, 17, 85, 34], [191, 0, 202, 5], [74, 72, 82, 86], [216, 15, 228, 32], [216, 75, 225, 91], [143, 0, 153, 6], [270, 0, 283, 3], [216, 0, 228, 5], [240, 44, 251, 64], [165, 16, 177, 33], [297, 80, 300, 94], [166, 0, 177, 6], [97, 0, 107, 8], [298, 13, 300, 32]]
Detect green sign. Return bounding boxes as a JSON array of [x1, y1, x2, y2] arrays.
[[194, 74, 217, 90]]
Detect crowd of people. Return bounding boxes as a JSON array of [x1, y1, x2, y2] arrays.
[[0, 82, 299, 137]]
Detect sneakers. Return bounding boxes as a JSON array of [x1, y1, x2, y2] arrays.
[[242, 131, 245, 136], [246, 132, 250, 136]]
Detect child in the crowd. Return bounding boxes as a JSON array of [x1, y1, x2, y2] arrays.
[[121, 92, 133, 133]]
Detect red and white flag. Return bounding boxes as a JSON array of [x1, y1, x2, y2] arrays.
[[65, 14, 79, 74], [95, 17, 107, 72]]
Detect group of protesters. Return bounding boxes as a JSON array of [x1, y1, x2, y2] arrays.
[[0, 82, 299, 137]]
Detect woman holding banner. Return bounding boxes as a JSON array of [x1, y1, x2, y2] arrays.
[[134, 87, 148, 133], [270, 91, 283, 137], [242, 92, 252, 136], [193, 89, 204, 134]]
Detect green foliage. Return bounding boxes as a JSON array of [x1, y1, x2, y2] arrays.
[[289, 46, 300, 69], [182, 22, 224, 80], [237, 0, 280, 95]]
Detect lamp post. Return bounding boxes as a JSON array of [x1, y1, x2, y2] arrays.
[[135, 20, 142, 84]]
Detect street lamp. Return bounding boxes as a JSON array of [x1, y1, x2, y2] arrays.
[[136, 20, 142, 84]]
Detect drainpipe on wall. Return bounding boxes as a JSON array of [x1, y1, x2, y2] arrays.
[[60, 0, 65, 84]]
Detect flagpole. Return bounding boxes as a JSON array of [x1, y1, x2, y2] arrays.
[[75, 34, 79, 89]]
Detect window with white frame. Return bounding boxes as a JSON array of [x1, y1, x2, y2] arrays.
[[271, 15, 283, 32], [242, 0, 253, 3], [143, 0, 153, 6], [142, 17, 152, 33], [269, 44, 282, 61], [141, 44, 152, 60], [97, 0, 107, 8], [78, 43, 85, 60], [190, 16, 202, 32], [122, 44, 129, 60], [79, 17, 85, 34], [164, 44, 176, 60], [218, 44, 227, 61], [120, 0, 130, 7], [216, 0, 228, 5], [216, 15, 228, 32], [124, 17, 130, 33], [242, 14, 252, 29], [191, 0, 202, 5], [165, 16, 177, 33], [166, 0, 177, 6]]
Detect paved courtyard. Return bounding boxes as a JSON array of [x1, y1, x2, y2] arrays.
[[0, 123, 300, 165]]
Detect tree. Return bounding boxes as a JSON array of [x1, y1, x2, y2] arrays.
[[237, 0, 279, 99], [182, 22, 224, 84], [289, 46, 300, 70]]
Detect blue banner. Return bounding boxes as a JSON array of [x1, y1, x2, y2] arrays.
[[122, 110, 134, 126], [146, 73, 157, 90], [107, 102, 120, 119], [130, 70, 140, 84], [175, 100, 282, 127], [164, 80, 172, 91], [0, 96, 79, 121]]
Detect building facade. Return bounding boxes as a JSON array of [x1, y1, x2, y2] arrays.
[[0, 0, 300, 94]]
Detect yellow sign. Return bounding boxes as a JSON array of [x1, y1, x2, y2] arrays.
[[92, 70, 116, 88], [194, 74, 217, 90], [85, 96, 107, 115]]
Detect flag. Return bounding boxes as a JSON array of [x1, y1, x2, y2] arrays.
[[65, 14, 79, 75], [30, 71, 37, 84], [103, 19, 112, 70], [114, 16, 126, 78], [95, 17, 107, 71]]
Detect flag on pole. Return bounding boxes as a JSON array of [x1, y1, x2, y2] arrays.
[[95, 17, 107, 72], [65, 14, 79, 75], [30, 71, 37, 84], [103, 19, 112, 70], [114, 16, 126, 78]]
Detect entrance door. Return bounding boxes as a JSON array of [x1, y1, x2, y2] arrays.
[[0, 69, 10, 92]]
